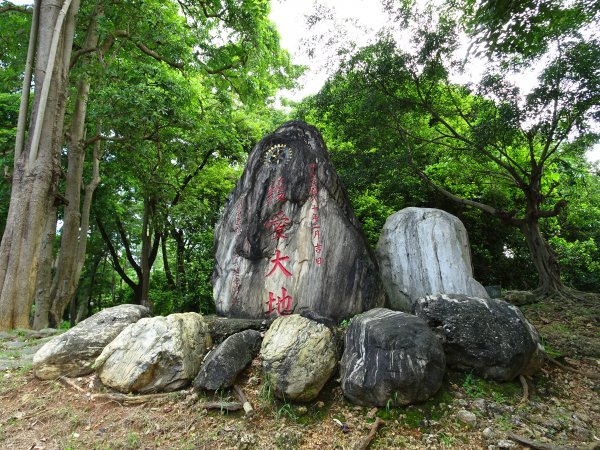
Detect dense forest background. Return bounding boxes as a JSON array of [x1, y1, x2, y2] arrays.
[[0, 0, 598, 330]]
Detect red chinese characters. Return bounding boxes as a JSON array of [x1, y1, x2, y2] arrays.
[[265, 211, 290, 240], [264, 176, 294, 316], [231, 201, 244, 307], [267, 176, 286, 204], [309, 163, 324, 266], [265, 287, 293, 315], [266, 250, 292, 278]]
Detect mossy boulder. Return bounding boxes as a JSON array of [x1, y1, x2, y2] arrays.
[[260, 314, 338, 402]]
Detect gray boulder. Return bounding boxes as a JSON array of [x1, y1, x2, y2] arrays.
[[33, 304, 150, 380], [413, 294, 545, 380], [376, 207, 489, 311], [213, 120, 384, 320], [194, 329, 262, 391], [260, 314, 338, 402], [340, 308, 446, 407], [203, 316, 271, 344], [95, 313, 211, 393], [504, 290, 538, 306]]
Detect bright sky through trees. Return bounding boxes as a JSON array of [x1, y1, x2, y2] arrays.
[[269, 0, 600, 162], [9, 0, 599, 161]]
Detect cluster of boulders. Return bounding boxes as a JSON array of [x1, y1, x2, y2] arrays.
[[33, 306, 213, 393], [32, 121, 545, 408]]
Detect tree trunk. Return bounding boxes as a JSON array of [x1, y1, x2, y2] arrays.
[[32, 207, 57, 330], [0, 0, 80, 331], [140, 199, 152, 309], [48, 6, 102, 326], [173, 228, 187, 293], [520, 220, 564, 296], [49, 121, 101, 325]]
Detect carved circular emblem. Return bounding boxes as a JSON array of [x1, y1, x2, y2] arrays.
[[263, 143, 293, 166]]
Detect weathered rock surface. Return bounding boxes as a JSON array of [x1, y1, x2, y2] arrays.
[[33, 304, 150, 380], [504, 290, 538, 306], [340, 308, 446, 407], [413, 294, 545, 380], [194, 330, 262, 391], [95, 313, 211, 393], [213, 120, 384, 320], [203, 316, 271, 344], [260, 314, 338, 402], [376, 207, 489, 311]]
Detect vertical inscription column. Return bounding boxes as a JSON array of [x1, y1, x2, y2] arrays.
[[263, 144, 294, 316]]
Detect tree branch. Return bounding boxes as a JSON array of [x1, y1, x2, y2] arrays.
[[113, 30, 183, 69], [0, 3, 31, 14], [115, 217, 143, 280], [415, 166, 524, 226], [161, 233, 176, 289], [69, 47, 96, 69], [96, 219, 139, 291], [535, 199, 567, 218], [171, 150, 213, 207]]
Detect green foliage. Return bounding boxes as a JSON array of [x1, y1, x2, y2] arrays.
[[550, 236, 600, 290], [459, 0, 600, 60], [295, 3, 600, 292]]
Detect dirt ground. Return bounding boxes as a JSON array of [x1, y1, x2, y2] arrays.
[[0, 293, 598, 450]]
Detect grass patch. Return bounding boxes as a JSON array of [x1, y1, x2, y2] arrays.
[[375, 381, 454, 427], [540, 337, 564, 358], [459, 371, 521, 404]]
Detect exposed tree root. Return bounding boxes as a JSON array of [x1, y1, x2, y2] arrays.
[[354, 417, 385, 450], [58, 376, 85, 393], [546, 355, 600, 380], [90, 392, 177, 405], [507, 432, 576, 450], [233, 384, 254, 416], [532, 286, 585, 302], [519, 375, 530, 403]]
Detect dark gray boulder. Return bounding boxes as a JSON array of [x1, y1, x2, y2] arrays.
[[413, 294, 545, 380], [33, 304, 150, 380], [203, 316, 271, 344], [212, 121, 384, 320], [194, 330, 262, 391], [340, 308, 446, 407]]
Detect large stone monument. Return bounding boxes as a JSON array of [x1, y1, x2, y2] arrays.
[[213, 121, 384, 320]]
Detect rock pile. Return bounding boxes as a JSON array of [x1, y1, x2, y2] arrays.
[[29, 125, 546, 410]]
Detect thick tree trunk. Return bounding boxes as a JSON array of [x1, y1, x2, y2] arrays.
[[48, 7, 102, 326], [0, 0, 80, 331], [520, 220, 564, 296], [49, 122, 101, 325], [32, 207, 57, 330]]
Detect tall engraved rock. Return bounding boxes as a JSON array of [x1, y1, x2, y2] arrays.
[[213, 121, 384, 320]]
